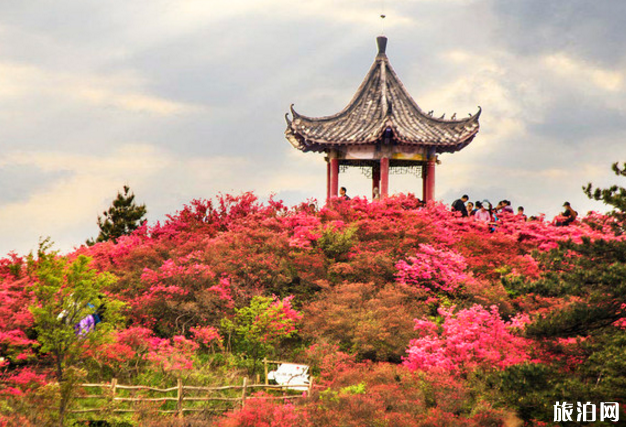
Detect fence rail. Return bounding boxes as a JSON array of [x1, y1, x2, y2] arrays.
[[70, 375, 313, 417]]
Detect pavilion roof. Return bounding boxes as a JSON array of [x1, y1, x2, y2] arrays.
[[285, 36, 481, 154]]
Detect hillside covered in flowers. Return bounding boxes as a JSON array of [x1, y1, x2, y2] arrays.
[[2, 192, 626, 426]]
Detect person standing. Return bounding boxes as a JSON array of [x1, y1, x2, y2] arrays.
[[502, 200, 514, 214], [451, 195, 469, 217], [340, 187, 351, 201], [474, 200, 491, 223]]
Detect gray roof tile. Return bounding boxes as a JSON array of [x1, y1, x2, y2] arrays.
[[285, 36, 481, 154]]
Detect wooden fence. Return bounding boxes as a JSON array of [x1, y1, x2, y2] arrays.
[[71, 366, 313, 417]]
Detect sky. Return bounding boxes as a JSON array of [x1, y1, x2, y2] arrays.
[[1, 0, 626, 256]]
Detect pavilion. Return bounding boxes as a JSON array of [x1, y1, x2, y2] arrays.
[[284, 36, 481, 202]]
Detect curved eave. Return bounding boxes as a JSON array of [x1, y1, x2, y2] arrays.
[[285, 123, 480, 154], [286, 113, 480, 147], [416, 105, 482, 127], [286, 69, 481, 147]]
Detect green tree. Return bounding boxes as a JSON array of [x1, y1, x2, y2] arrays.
[[500, 239, 626, 423], [90, 185, 147, 244], [584, 161, 626, 225], [221, 296, 302, 371], [28, 242, 124, 426]]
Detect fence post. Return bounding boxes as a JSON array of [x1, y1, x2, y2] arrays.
[[241, 377, 248, 408], [263, 358, 268, 385], [111, 378, 117, 403], [308, 376, 314, 397], [177, 378, 183, 418]]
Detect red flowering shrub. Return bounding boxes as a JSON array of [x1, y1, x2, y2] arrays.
[[2, 192, 624, 425], [395, 244, 472, 294], [300, 361, 508, 427], [144, 335, 199, 374], [86, 326, 202, 380], [303, 281, 430, 362], [128, 256, 233, 334], [404, 305, 532, 374], [0, 367, 47, 397], [0, 256, 37, 365], [0, 330, 38, 364], [190, 325, 223, 350], [216, 396, 309, 427], [303, 341, 357, 384], [0, 366, 54, 427]]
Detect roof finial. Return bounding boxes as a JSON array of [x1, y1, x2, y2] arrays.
[[377, 35, 387, 55]]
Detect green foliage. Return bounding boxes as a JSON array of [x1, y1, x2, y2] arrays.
[[221, 296, 301, 369], [28, 242, 124, 425], [492, 363, 559, 422], [502, 238, 626, 423], [494, 333, 626, 425], [319, 382, 366, 403], [29, 253, 123, 378], [584, 161, 626, 227], [516, 239, 626, 338], [90, 185, 147, 244], [317, 224, 358, 260]]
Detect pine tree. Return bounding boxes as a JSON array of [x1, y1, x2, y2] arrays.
[[498, 238, 626, 422], [584, 161, 626, 224], [90, 185, 147, 244]]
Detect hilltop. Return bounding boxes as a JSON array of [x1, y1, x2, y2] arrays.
[[1, 192, 625, 426]]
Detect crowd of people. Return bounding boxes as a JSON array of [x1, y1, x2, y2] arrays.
[[451, 195, 578, 227], [336, 188, 579, 228]]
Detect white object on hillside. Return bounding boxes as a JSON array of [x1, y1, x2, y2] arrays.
[[267, 363, 310, 391]]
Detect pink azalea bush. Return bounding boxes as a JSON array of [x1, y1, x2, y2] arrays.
[[144, 335, 199, 374], [395, 244, 472, 293], [404, 304, 533, 374]]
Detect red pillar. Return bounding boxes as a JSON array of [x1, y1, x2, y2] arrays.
[[372, 166, 380, 199], [422, 163, 428, 202], [330, 158, 339, 198], [326, 161, 331, 202], [380, 157, 389, 197], [423, 157, 436, 202]]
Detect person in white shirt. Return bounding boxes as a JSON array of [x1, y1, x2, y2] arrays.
[[474, 200, 492, 223]]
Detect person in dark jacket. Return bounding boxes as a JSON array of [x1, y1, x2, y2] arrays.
[[340, 187, 351, 200], [451, 195, 469, 217], [556, 202, 577, 226]]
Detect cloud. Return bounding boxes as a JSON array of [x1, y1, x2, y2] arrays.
[[0, 0, 625, 257], [0, 61, 201, 115], [490, 0, 626, 66], [0, 144, 249, 255], [542, 53, 624, 92]]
